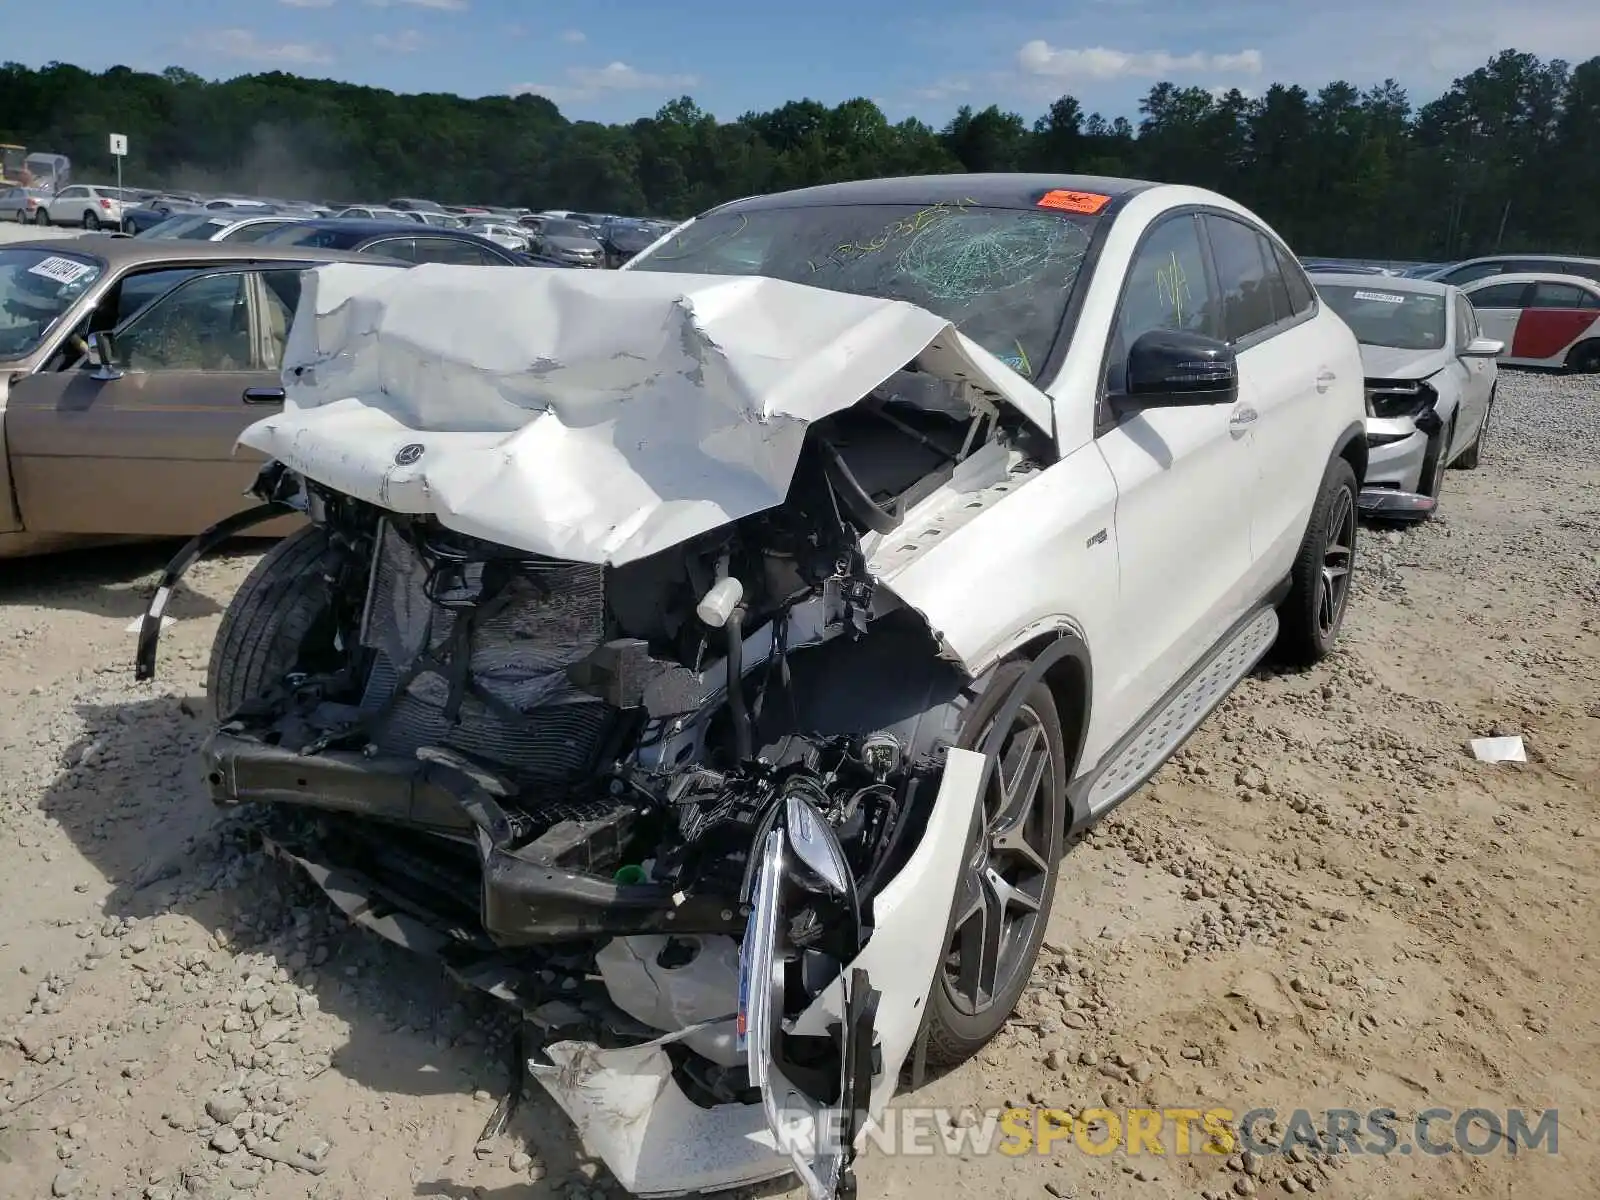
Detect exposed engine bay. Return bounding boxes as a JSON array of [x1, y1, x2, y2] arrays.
[[137, 264, 1062, 1199]]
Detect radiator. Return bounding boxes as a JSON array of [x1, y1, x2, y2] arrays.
[[357, 522, 612, 783]]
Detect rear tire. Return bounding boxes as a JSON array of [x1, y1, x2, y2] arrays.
[[923, 660, 1067, 1070], [206, 526, 338, 719], [83, 210, 100, 230], [1273, 457, 1358, 668], [1567, 340, 1600, 374]]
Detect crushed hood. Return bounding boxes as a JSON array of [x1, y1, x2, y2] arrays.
[[240, 263, 1054, 566], [1358, 342, 1453, 381]]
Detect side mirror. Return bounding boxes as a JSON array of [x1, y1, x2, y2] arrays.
[[86, 331, 123, 380], [1124, 328, 1239, 407], [1462, 337, 1504, 358]]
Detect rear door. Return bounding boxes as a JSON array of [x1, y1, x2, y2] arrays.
[[1462, 280, 1531, 355], [1513, 280, 1600, 366], [5, 266, 297, 536]]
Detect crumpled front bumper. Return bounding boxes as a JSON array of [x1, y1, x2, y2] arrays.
[[1358, 411, 1438, 520], [203, 727, 745, 945], [528, 748, 985, 1200]]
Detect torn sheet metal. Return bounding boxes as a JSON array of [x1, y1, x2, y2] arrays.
[[239, 263, 1054, 566], [526, 749, 986, 1199], [528, 1024, 793, 1198]]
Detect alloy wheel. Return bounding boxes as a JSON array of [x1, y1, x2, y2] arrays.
[[942, 701, 1061, 1016], [1317, 485, 1356, 640]]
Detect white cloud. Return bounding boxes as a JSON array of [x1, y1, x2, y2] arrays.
[[187, 28, 334, 66], [909, 77, 971, 102], [1018, 40, 1263, 81], [372, 28, 424, 52], [277, 0, 335, 7], [511, 61, 700, 104], [365, 0, 467, 10], [560, 29, 587, 44]]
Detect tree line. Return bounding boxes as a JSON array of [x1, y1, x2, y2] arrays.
[[2, 50, 1597, 261]]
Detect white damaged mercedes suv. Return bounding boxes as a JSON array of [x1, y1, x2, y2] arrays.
[[138, 174, 1367, 1200]]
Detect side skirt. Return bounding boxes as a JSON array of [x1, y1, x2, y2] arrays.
[[1064, 592, 1286, 836]]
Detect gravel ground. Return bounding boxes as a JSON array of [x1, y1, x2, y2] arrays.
[[0, 370, 1595, 1200]]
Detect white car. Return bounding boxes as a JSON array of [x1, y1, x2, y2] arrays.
[[1426, 253, 1600, 288], [460, 218, 529, 249], [138, 174, 1366, 1200], [36, 184, 128, 229], [333, 205, 411, 221], [1311, 273, 1501, 519], [1459, 272, 1600, 373]]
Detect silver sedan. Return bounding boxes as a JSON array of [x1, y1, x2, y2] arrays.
[[1310, 273, 1502, 520]]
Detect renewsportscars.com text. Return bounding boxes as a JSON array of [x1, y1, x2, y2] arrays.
[[771, 1105, 1559, 1158]]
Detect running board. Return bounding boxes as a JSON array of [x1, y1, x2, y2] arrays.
[[1083, 607, 1279, 817]]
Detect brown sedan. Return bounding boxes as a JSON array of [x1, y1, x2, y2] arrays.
[[0, 236, 404, 558]]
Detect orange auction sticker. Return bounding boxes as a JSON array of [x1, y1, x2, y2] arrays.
[[1037, 189, 1110, 214]]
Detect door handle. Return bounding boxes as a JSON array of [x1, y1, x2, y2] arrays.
[[1315, 369, 1337, 393], [1228, 406, 1258, 438], [242, 386, 285, 404]]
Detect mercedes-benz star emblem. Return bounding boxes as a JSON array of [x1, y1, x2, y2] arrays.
[[394, 443, 425, 466]]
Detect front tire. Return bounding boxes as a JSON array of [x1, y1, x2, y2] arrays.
[[33, 208, 49, 225], [1273, 457, 1358, 668], [206, 526, 338, 719], [1455, 391, 1491, 470], [923, 660, 1067, 1070]]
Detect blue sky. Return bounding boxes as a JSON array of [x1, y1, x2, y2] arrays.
[[9, 0, 1600, 125]]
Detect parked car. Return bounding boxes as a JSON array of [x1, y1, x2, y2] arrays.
[[1459, 273, 1600, 372], [252, 218, 537, 265], [140, 173, 1367, 1200], [203, 197, 277, 212], [137, 210, 293, 241], [529, 217, 605, 266], [415, 211, 467, 229], [35, 184, 130, 230], [0, 187, 50, 223], [598, 218, 667, 267], [333, 205, 412, 221], [460, 218, 530, 250], [1426, 253, 1600, 287], [0, 238, 403, 559], [120, 195, 205, 234], [388, 197, 445, 213], [1311, 273, 1500, 519]]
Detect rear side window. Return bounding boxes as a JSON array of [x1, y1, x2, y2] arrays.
[[1274, 244, 1316, 316], [1530, 281, 1592, 309], [1467, 282, 1529, 309], [1438, 261, 1507, 286], [411, 237, 502, 265], [1204, 214, 1288, 343], [360, 237, 418, 262]]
